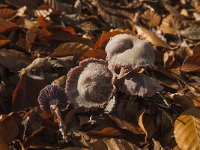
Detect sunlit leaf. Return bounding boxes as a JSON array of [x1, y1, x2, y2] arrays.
[[136, 25, 169, 48], [51, 42, 92, 57], [141, 9, 161, 27], [160, 15, 181, 35], [174, 107, 200, 150], [0, 8, 16, 19]]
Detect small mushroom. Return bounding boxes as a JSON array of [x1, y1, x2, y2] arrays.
[[65, 58, 113, 108], [37, 84, 68, 141], [116, 72, 163, 97], [105, 33, 155, 72]]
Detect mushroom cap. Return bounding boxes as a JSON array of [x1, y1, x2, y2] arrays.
[[65, 58, 113, 108], [37, 84, 68, 112], [116, 72, 163, 97], [105, 34, 156, 71]]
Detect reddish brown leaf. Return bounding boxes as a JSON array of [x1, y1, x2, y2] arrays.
[[0, 18, 19, 33], [51, 42, 92, 57], [37, 16, 52, 27], [94, 29, 133, 50], [79, 50, 106, 61], [0, 34, 10, 47], [12, 75, 47, 111], [0, 8, 16, 19], [181, 54, 200, 72], [0, 113, 19, 144]]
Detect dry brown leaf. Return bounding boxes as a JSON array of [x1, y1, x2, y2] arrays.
[[137, 108, 156, 140], [96, 0, 132, 29], [12, 75, 47, 111], [79, 50, 106, 61], [0, 8, 16, 19], [5, 0, 39, 9], [174, 107, 200, 150], [0, 18, 19, 33], [0, 49, 32, 72], [163, 50, 175, 68], [136, 25, 169, 48], [169, 94, 195, 110], [37, 16, 52, 28], [180, 23, 200, 40], [91, 138, 141, 150], [0, 34, 10, 47], [193, 42, 200, 54], [181, 54, 200, 72], [94, 29, 133, 50], [0, 113, 19, 144], [141, 9, 161, 27], [51, 42, 92, 57], [108, 114, 143, 135], [160, 15, 181, 35]]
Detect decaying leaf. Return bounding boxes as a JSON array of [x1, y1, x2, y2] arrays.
[[136, 25, 169, 48], [180, 23, 200, 40], [0, 113, 19, 145], [174, 107, 200, 150], [0, 49, 32, 72], [141, 9, 161, 27], [160, 15, 181, 35], [181, 54, 200, 72], [51, 42, 92, 57]]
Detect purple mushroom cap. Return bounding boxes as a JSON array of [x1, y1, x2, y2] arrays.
[[105, 34, 156, 71], [65, 58, 113, 108], [37, 84, 68, 112], [116, 72, 163, 97]]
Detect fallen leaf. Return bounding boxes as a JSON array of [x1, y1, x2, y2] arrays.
[[174, 107, 200, 150], [160, 15, 181, 35], [0, 113, 19, 144], [136, 25, 169, 48], [0, 49, 32, 72], [0, 18, 19, 33], [181, 54, 200, 72], [141, 9, 161, 27], [0, 8, 16, 19], [0, 34, 10, 47], [51, 42, 92, 57], [12, 75, 47, 111], [180, 23, 200, 40], [94, 29, 133, 50]]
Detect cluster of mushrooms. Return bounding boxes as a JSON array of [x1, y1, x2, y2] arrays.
[[37, 34, 163, 141]]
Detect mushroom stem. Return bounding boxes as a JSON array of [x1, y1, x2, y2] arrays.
[[52, 105, 68, 141]]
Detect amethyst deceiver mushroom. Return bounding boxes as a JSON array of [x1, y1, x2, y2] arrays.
[[105, 33, 156, 72], [116, 72, 163, 97], [105, 34, 163, 97], [65, 58, 113, 108], [37, 84, 68, 141], [37, 84, 67, 112]]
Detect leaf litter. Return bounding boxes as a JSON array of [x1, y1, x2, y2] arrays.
[[0, 0, 200, 149]]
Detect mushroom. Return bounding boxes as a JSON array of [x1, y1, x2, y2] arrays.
[[116, 72, 163, 97], [105, 33, 156, 72], [37, 84, 68, 141], [105, 33, 163, 97], [65, 58, 113, 108]]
